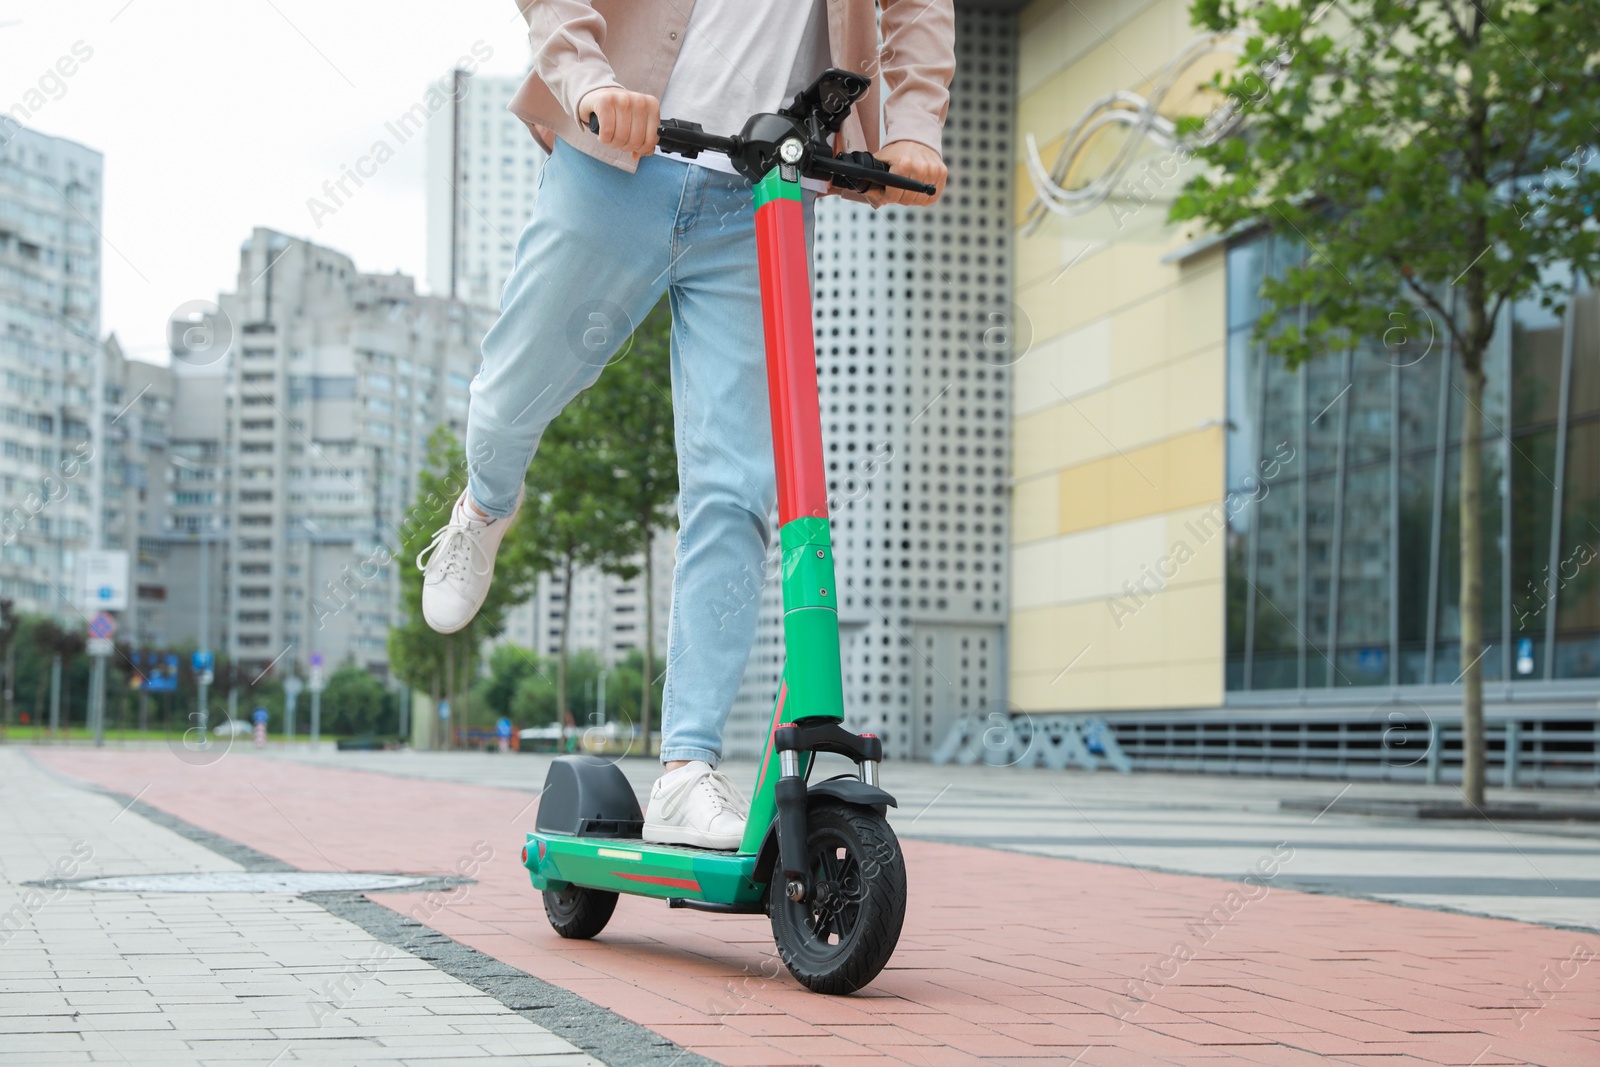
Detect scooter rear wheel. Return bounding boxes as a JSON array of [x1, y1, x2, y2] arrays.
[[769, 800, 906, 994], [543, 885, 618, 939]]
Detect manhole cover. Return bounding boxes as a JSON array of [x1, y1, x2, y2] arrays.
[[69, 872, 432, 894]]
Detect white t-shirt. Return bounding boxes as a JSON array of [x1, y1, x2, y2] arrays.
[[657, 0, 831, 181]]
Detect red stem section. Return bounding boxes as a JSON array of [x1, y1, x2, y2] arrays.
[[755, 197, 828, 525]]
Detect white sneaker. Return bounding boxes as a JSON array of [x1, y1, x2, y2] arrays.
[[643, 762, 748, 850], [416, 491, 520, 634]]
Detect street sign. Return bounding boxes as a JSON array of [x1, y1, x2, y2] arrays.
[[88, 612, 115, 640], [283, 675, 303, 700], [197, 669, 214, 686], [309, 652, 324, 668], [87, 637, 114, 656], [78, 550, 130, 612], [308, 669, 324, 692], [192, 649, 214, 673]]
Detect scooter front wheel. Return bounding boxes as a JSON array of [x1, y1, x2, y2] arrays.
[[769, 800, 906, 994], [543, 885, 618, 940]]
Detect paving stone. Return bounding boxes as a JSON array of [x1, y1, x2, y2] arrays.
[[0, 751, 605, 1067], [23, 746, 1600, 1067]]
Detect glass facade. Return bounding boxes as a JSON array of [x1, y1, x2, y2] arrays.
[[1225, 232, 1600, 692]]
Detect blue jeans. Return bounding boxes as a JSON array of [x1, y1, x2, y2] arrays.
[[466, 139, 811, 766]]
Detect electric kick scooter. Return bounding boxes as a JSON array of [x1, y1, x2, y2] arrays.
[[520, 69, 937, 995]]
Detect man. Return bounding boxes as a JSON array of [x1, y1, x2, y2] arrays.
[[416, 0, 955, 848]]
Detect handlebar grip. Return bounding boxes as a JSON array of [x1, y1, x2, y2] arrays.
[[810, 153, 937, 196]]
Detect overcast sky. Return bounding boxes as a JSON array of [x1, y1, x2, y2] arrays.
[[1, 0, 538, 365]]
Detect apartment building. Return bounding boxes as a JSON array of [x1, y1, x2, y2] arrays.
[[0, 125, 103, 618], [158, 228, 496, 680]]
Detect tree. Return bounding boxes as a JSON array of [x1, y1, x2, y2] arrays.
[[473, 643, 544, 720], [0, 597, 17, 727], [319, 663, 392, 736], [389, 427, 538, 745], [1172, 0, 1600, 806], [581, 298, 678, 755]]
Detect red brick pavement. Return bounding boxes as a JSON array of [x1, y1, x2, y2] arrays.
[[36, 751, 1600, 1066]]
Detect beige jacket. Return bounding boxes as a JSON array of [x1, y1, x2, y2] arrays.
[[509, 0, 956, 174]]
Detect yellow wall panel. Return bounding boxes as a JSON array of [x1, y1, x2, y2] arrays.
[[1013, 666, 1108, 713], [1109, 297, 1171, 378], [1012, 385, 1114, 481], [1162, 581, 1225, 662], [1009, 602, 1109, 673], [1055, 453, 1111, 534], [1009, 0, 1230, 714], [1015, 228, 1069, 291], [1017, 259, 1114, 344], [1015, 316, 1112, 418], [1012, 473, 1061, 545], [1100, 664, 1169, 709], [1166, 257, 1226, 354], [1106, 375, 1172, 463], [1164, 424, 1224, 505], [1164, 342, 1227, 430], [1105, 438, 1168, 526], [1166, 505, 1228, 585], [1164, 659, 1225, 707]]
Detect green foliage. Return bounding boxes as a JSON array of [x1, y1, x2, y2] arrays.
[[0, 612, 279, 734], [486, 646, 664, 732], [472, 643, 543, 720], [318, 663, 393, 736], [1172, 0, 1600, 369]]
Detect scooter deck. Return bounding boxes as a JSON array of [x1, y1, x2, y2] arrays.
[[524, 831, 766, 905]]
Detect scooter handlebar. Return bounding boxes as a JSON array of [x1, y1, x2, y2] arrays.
[[583, 113, 936, 197]]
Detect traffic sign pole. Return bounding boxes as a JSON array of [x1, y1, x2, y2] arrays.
[[283, 674, 302, 741], [90, 653, 107, 747], [308, 653, 323, 747], [86, 613, 115, 748], [192, 650, 214, 741]]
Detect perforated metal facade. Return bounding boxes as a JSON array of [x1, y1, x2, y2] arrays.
[[726, 6, 1017, 760]]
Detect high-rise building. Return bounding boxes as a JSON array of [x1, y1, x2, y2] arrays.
[[159, 228, 496, 680], [98, 335, 175, 650], [726, 6, 1019, 760], [426, 70, 546, 307], [0, 125, 103, 618]]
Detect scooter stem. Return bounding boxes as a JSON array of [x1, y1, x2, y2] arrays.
[[740, 163, 847, 854]]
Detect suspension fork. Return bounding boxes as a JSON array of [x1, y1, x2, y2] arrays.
[[739, 165, 845, 894]]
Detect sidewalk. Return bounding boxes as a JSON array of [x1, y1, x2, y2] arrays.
[[21, 746, 1600, 1066], [1, 749, 604, 1066], [255, 747, 1600, 930]]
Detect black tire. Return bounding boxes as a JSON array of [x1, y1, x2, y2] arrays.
[[769, 800, 906, 995], [543, 885, 618, 939]]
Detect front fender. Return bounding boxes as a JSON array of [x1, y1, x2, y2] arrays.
[[754, 777, 898, 885], [806, 776, 896, 811]]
